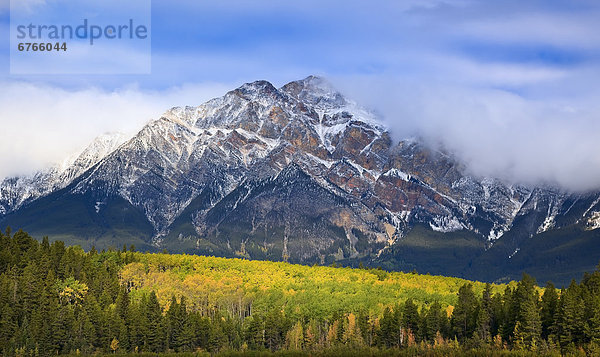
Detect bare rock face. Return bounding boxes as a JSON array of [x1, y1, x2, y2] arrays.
[[1, 76, 599, 280]]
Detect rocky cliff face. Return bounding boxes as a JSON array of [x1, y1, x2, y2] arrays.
[[1, 76, 599, 282]]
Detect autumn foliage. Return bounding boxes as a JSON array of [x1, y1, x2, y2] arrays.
[[1, 229, 600, 356]]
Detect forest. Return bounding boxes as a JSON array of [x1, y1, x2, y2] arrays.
[[1, 228, 600, 356]]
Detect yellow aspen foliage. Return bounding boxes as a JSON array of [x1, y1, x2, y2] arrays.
[[342, 313, 364, 347], [304, 324, 318, 350], [493, 334, 503, 349], [513, 321, 525, 350], [121, 252, 507, 323], [56, 277, 88, 305], [285, 321, 304, 350], [406, 329, 416, 347], [110, 338, 119, 353], [446, 305, 454, 318], [326, 320, 339, 347], [119, 262, 146, 291], [434, 331, 445, 347]]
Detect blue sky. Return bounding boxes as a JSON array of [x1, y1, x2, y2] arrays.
[[1, 0, 600, 190], [2, 0, 597, 90]]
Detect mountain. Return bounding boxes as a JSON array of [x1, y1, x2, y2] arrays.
[[0, 132, 128, 215], [1, 76, 599, 285]]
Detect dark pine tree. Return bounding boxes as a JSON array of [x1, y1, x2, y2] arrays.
[[540, 282, 559, 341], [451, 283, 479, 341]]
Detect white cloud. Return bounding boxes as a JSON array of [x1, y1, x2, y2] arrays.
[[458, 12, 600, 49], [1, 73, 599, 193], [333, 75, 600, 192], [0, 81, 232, 179], [7, 0, 46, 14], [2, 0, 600, 193]]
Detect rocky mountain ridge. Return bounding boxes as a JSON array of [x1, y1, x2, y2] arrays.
[[0, 132, 128, 216], [1, 76, 599, 284]]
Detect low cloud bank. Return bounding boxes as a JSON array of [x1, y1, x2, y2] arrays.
[[0, 81, 231, 179]]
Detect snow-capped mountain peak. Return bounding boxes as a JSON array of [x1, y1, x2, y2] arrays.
[[0, 131, 129, 215], [2, 76, 599, 285]]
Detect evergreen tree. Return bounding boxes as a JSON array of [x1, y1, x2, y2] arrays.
[[166, 295, 180, 350], [402, 299, 419, 340], [115, 285, 130, 321], [127, 302, 145, 352], [118, 321, 130, 352], [176, 296, 194, 351], [451, 283, 479, 341], [245, 315, 264, 350], [190, 311, 211, 351], [512, 274, 541, 348], [582, 267, 600, 345], [377, 306, 398, 348], [476, 283, 493, 343], [517, 293, 541, 348], [52, 305, 75, 354], [540, 282, 559, 341], [146, 291, 164, 352], [424, 301, 447, 342], [0, 302, 18, 354], [77, 308, 95, 354], [586, 294, 600, 344], [499, 285, 515, 342], [556, 281, 585, 350], [357, 309, 373, 346], [84, 294, 107, 351], [207, 318, 228, 353], [264, 309, 286, 351]]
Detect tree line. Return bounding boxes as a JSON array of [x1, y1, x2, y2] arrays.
[[1, 228, 600, 356]]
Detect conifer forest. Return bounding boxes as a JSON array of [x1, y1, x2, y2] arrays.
[[2, 228, 600, 356]]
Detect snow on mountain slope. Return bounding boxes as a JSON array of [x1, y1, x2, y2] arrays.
[[0, 132, 128, 215], [0, 78, 371, 253], [2, 76, 599, 279]]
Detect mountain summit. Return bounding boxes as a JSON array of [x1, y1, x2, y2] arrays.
[[1, 76, 599, 284]]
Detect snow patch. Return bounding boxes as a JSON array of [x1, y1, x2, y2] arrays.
[[537, 215, 555, 234], [586, 211, 600, 230], [583, 196, 600, 218], [429, 216, 464, 232], [398, 210, 411, 221], [508, 248, 520, 259], [94, 201, 104, 213], [383, 168, 410, 181], [312, 122, 348, 152], [305, 153, 334, 169], [234, 128, 280, 150], [488, 227, 505, 241]]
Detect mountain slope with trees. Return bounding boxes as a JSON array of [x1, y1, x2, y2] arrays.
[[2, 77, 600, 286], [2, 229, 600, 356]]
